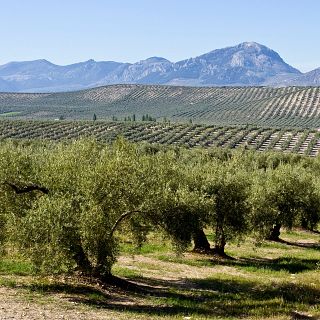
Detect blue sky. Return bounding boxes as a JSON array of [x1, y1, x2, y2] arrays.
[[0, 0, 319, 71]]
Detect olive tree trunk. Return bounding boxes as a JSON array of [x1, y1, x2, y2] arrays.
[[267, 223, 282, 241], [70, 240, 92, 273], [213, 223, 226, 256]]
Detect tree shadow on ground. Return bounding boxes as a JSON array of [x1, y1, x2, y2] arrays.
[[276, 238, 320, 250], [208, 256, 320, 273], [20, 273, 320, 319]]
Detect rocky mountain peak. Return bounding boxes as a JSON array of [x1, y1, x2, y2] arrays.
[[0, 42, 316, 92]]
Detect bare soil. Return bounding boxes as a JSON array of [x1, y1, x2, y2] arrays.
[[0, 286, 121, 320]]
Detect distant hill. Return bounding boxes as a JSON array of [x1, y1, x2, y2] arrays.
[[1, 84, 320, 128], [0, 42, 306, 92], [275, 68, 320, 86]]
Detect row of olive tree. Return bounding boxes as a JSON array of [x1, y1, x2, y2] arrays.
[[189, 149, 320, 255], [0, 139, 205, 278], [0, 139, 319, 279]]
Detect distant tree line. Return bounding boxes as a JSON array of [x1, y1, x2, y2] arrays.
[[111, 114, 157, 122]]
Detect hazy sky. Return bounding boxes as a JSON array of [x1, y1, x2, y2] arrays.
[[0, 0, 319, 72]]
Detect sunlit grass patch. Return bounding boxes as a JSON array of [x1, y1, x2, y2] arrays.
[[0, 277, 17, 287], [119, 232, 172, 255], [0, 258, 33, 276], [112, 265, 143, 279]]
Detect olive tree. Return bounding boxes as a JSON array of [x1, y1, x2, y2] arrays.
[[200, 163, 251, 256], [11, 139, 208, 278], [250, 164, 320, 241], [182, 149, 254, 254], [15, 139, 152, 277]]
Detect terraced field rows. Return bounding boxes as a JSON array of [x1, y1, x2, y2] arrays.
[[1, 120, 320, 156], [2, 85, 320, 127]]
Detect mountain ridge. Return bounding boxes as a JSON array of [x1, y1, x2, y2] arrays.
[[0, 42, 318, 92]]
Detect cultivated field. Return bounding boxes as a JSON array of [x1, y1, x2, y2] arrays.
[[1, 120, 320, 156], [1, 85, 320, 319], [1, 85, 320, 127]]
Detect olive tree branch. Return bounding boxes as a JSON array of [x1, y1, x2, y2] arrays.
[[4, 181, 49, 194]]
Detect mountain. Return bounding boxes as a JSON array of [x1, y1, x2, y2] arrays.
[[0, 77, 12, 91], [0, 42, 307, 92], [275, 67, 320, 86], [167, 42, 301, 86], [0, 59, 125, 92]]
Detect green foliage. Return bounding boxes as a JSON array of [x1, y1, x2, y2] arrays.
[[141, 114, 156, 122], [0, 138, 319, 277], [0, 139, 210, 275], [197, 161, 251, 253], [250, 164, 320, 238]]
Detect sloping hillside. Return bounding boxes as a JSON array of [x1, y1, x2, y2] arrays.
[[0, 120, 319, 157], [1, 85, 320, 128]]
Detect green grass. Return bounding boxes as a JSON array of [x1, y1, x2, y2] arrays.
[[0, 258, 33, 275], [112, 265, 142, 279], [0, 278, 17, 287], [154, 275, 319, 319], [112, 229, 320, 318], [156, 254, 213, 267], [120, 240, 172, 255], [0, 229, 319, 319], [118, 228, 173, 255]]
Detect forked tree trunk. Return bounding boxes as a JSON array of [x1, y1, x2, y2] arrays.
[[267, 223, 282, 241], [193, 229, 211, 252]]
